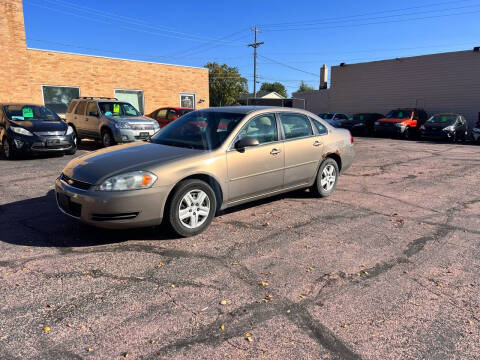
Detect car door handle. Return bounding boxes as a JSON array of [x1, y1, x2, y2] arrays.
[[313, 141, 322, 147], [270, 148, 281, 155]]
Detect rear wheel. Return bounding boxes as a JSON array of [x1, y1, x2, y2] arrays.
[[167, 179, 217, 237], [2, 137, 16, 160], [311, 158, 339, 198], [101, 128, 115, 147]]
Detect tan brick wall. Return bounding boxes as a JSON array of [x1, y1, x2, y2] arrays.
[[27, 49, 209, 113], [0, 0, 209, 112], [0, 0, 32, 103]]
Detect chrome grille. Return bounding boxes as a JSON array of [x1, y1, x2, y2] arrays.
[[34, 131, 65, 136], [129, 124, 154, 131]]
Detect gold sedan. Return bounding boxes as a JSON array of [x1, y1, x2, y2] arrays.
[[55, 106, 354, 237]]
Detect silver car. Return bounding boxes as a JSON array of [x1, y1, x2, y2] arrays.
[[65, 97, 160, 147]]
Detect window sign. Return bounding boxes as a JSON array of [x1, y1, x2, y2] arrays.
[[42, 85, 80, 114], [22, 107, 34, 118], [114, 89, 144, 114], [180, 93, 196, 109]]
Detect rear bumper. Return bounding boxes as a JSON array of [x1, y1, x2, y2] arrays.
[[55, 177, 169, 229], [340, 144, 355, 173]]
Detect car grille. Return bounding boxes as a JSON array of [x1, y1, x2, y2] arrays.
[[91, 212, 139, 221], [60, 173, 92, 190], [34, 131, 65, 136], [129, 124, 154, 130]]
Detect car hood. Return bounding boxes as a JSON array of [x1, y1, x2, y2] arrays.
[[105, 115, 156, 123], [10, 119, 67, 132], [378, 118, 410, 124], [63, 142, 201, 184]]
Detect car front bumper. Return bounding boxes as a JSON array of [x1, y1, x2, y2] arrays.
[[55, 176, 169, 229], [374, 124, 406, 136], [112, 128, 158, 143], [9, 132, 75, 153], [420, 129, 454, 140]]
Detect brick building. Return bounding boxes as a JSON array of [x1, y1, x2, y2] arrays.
[[0, 0, 209, 115]]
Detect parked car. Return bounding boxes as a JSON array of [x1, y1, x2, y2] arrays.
[[420, 113, 468, 142], [146, 107, 193, 127], [65, 97, 160, 148], [0, 103, 76, 160], [374, 108, 429, 139], [471, 120, 480, 144], [56, 106, 354, 237], [340, 113, 384, 136], [318, 112, 349, 128]]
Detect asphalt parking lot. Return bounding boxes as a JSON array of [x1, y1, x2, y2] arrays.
[[1, 137, 479, 359]]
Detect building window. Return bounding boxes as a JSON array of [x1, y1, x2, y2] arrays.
[[114, 89, 144, 114], [41, 85, 80, 115], [179, 93, 196, 109]]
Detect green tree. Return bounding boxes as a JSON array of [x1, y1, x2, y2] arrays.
[[259, 82, 287, 98], [297, 80, 315, 92], [205, 62, 248, 107]]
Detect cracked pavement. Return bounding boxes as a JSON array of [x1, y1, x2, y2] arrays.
[[0, 138, 479, 359]]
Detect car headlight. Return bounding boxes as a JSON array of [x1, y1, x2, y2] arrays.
[[115, 122, 131, 129], [66, 126, 74, 135], [473, 127, 480, 133], [374, 122, 380, 126], [96, 171, 157, 191], [394, 123, 405, 128], [443, 125, 455, 132], [11, 126, 33, 136]]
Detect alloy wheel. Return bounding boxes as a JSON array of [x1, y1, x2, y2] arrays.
[[321, 164, 336, 191], [178, 189, 210, 229], [103, 132, 112, 147]]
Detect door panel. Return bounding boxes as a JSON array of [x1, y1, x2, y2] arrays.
[[283, 137, 323, 187], [85, 102, 100, 135], [73, 101, 87, 134], [227, 143, 285, 202]]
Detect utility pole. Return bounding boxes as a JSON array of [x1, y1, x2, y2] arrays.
[[248, 26, 263, 98]]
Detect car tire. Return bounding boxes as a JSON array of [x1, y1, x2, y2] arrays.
[[2, 136, 16, 160], [167, 179, 217, 237], [101, 128, 116, 148], [311, 158, 339, 198], [71, 127, 81, 146], [403, 127, 411, 140]]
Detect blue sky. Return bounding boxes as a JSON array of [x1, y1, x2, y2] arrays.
[[23, 0, 480, 95]]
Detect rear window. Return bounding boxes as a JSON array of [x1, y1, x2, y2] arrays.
[[74, 101, 86, 115]]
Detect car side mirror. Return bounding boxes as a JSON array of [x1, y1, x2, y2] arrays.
[[89, 111, 99, 117], [234, 136, 259, 152]]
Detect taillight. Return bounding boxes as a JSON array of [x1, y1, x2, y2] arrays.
[[350, 132, 354, 144]]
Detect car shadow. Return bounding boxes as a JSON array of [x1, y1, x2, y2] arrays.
[[0, 190, 178, 248]]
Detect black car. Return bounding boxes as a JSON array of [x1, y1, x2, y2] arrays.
[[340, 113, 384, 136], [420, 113, 468, 142], [0, 104, 76, 160]]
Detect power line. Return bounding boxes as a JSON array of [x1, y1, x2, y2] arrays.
[[258, 55, 319, 77], [260, 0, 473, 28]]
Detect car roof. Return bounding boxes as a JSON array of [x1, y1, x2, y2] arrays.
[[195, 106, 292, 114]]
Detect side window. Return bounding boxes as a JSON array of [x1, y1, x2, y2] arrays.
[[167, 109, 178, 120], [311, 118, 327, 135], [279, 113, 313, 140], [339, 114, 348, 120], [237, 114, 278, 144], [67, 101, 77, 114], [74, 101, 86, 115], [157, 109, 167, 118], [86, 102, 98, 116]]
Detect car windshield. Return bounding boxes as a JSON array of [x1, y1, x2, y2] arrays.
[[98, 102, 140, 117], [149, 110, 245, 150], [3, 105, 60, 121], [318, 113, 334, 119], [427, 115, 457, 124], [386, 110, 412, 119], [180, 109, 193, 116]]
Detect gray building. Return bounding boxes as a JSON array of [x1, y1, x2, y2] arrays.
[[294, 48, 480, 127]]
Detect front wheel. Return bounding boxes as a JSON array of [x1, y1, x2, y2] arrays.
[[101, 128, 116, 148], [311, 158, 339, 198], [2, 137, 16, 160], [167, 179, 217, 237]]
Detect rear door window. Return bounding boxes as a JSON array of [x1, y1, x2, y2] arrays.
[[279, 113, 313, 140], [67, 101, 78, 114], [74, 101, 86, 115]]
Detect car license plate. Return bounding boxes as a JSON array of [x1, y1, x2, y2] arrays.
[[139, 132, 149, 138], [47, 138, 61, 146]]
